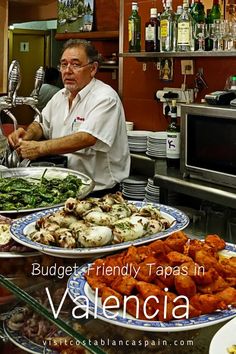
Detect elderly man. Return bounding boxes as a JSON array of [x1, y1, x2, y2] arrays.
[[8, 39, 130, 194]]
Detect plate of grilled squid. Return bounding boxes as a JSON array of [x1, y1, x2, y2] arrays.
[[9, 193, 189, 258]]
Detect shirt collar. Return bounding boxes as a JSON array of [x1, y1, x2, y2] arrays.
[[79, 78, 96, 101], [62, 78, 96, 102]]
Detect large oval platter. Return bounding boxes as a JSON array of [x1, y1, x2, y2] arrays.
[[10, 202, 189, 258], [3, 307, 57, 354], [0, 167, 94, 214], [0, 251, 40, 258], [67, 243, 236, 332]]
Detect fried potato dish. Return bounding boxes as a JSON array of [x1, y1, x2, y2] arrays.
[[85, 232, 236, 321]]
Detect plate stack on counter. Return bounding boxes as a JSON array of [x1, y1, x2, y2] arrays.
[[120, 175, 148, 200], [146, 131, 167, 158], [144, 178, 160, 203], [127, 130, 152, 153]]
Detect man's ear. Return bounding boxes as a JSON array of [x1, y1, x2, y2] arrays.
[[91, 61, 99, 77]]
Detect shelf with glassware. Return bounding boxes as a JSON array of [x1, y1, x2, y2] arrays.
[[100, 64, 119, 71], [119, 50, 236, 58]]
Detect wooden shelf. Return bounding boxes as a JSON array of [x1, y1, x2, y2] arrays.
[[55, 30, 119, 41], [100, 65, 118, 70], [120, 51, 236, 59]]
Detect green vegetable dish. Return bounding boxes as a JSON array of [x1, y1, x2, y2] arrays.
[[0, 173, 83, 211]]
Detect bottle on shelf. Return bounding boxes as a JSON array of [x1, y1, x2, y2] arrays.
[[190, 0, 205, 23], [191, 0, 205, 50], [160, 0, 176, 52], [177, 0, 194, 52], [206, 0, 221, 50], [128, 2, 141, 52], [174, 5, 183, 50], [189, 0, 195, 12], [207, 0, 221, 23], [166, 100, 180, 169], [145, 8, 160, 52]]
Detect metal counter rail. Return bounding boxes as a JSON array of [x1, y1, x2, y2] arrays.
[[153, 160, 236, 209]]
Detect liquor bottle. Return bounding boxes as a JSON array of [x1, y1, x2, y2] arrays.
[[206, 0, 221, 50], [190, 0, 205, 24], [145, 8, 160, 52], [128, 2, 141, 52], [191, 0, 205, 50], [189, 0, 195, 12], [207, 0, 221, 23], [166, 100, 180, 169], [160, 0, 176, 52], [177, 0, 194, 52], [174, 5, 183, 51]]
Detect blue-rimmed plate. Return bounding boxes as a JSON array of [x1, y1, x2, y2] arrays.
[[67, 243, 236, 332], [209, 316, 236, 354], [10, 202, 189, 258], [3, 307, 57, 353]]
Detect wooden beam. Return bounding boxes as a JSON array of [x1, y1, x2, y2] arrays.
[[0, 0, 8, 94]]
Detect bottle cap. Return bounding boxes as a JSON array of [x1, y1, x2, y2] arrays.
[[150, 8, 158, 16], [166, 0, 171, 8], [177, 5, 183, 13]]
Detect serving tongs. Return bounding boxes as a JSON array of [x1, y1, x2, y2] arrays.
[[0, 275, 105, 354]]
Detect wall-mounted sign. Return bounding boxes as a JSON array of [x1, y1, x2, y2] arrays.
[[57, 0, 94, 33], [20, 42, 29, 52]]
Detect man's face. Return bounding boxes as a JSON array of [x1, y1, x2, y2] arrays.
[[60, 46, 97, 95]]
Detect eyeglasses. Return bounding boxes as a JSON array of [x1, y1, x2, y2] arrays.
[[58, 61, 94, 72]]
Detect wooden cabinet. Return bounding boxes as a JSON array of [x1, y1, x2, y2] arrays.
[[55, 30, 119, 41]]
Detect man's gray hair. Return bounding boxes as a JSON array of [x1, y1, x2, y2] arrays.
[[62, 39, 102, 65]]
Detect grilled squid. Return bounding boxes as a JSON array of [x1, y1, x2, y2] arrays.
[[83, 210, 117, 226], [77, 226, 113, 247], [113, 215, 149, 243]]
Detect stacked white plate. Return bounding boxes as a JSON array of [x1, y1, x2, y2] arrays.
[[121, 175, 148, 200], [127, 130, 152, 153], [146, 131, 167, 158], [144, 178, 160, 203]]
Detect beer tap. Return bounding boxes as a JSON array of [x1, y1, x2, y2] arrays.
[[8, 60, 21, 106], [0, 62, 45, 132], [0, 60, 20, 135], [0, 62, 45, 167], [0, 60, 21, 112], [30, 66, 45, 122]]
